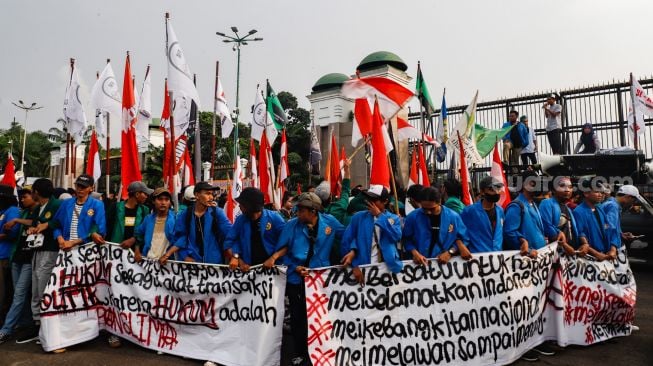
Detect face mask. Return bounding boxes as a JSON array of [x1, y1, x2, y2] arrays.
[[484, 194, 500, 203]]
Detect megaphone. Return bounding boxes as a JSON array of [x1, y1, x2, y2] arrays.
[[536, 153, 563, 175]]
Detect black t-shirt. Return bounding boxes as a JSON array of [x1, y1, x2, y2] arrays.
[[123, 206, 138, 240], [195, 215, 205, 258], [559, 203, 574, 245], [484, 206, 497, 233], [303, 218, 320, 267], [12, 210, 34, 264], [592, 208, 606, 241], [250, 217, 268, 265], [428, 213, 442, 256]]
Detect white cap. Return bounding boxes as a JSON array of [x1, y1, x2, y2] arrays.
[[183, 185, 196, 201], [617, 185, 644, 201]]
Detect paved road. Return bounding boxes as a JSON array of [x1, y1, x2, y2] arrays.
[[3, 267, 652, 366]]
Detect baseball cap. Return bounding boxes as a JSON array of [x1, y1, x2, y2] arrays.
[[314, 181, 331, 203], [295, 192, 323, 212], [128, 181, 154, 195], [75, 174, 94, 188], [152, 187, 172, 199], [547, 94, 557, 100], [183, 186, 196, 201], [480, 176, 504, 190], [194, 181, 219, 192], [235, 187, 264, 211], [363, 184, 389, 200], [617, 185, 644, 201]]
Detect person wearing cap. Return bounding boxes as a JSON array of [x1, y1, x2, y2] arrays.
[[544, 94, 563, 154], [108, 181, 153, 249], [519, 115, 538, 166], [173, 181, 231, 264], [574, 122, 601, 154], [503, 171, 547, 258], [274, 192, 345, 366], [178, 185, 196, 213], [224, 187, 286, 271], [0, 184, 20, 322], [539, 177, 586, 256], [573, 180, 620, 261], [607, 185, 644, 243], [133, 188, 177, 263], [461, 177, 506, 253], [341, 185, 403, 285], [0, 187, 38, 344], [403, 187, 471, 265]]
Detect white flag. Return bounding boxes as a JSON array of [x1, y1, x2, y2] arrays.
[[136, 69, 152, 152], [64, 65, 88, 146], [166, 19, 200, 138], [90, 62, 121, 144], [627, 106, 646, 137], [232, 155, 243, 200], [446, 90, 483, 165], [631, 77, 653, 115], [217, 78, 234, 138], [250, 86, 278, 143]]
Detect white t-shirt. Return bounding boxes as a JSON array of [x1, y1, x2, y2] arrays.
[[369, 218, 382, 264], [545, 104, 562, 131]]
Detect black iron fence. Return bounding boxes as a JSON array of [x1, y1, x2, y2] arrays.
[[408, 78, 653, 173]]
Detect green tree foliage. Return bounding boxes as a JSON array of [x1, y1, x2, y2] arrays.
[[0, 120, 54, 178]]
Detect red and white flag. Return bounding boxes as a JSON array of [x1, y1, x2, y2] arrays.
[[258, 134, 275, 205], [491, 143, 511, 209], [417, 142, 431, 186], [86, 130, 101, 183], [341, 76, 414, 121], [408, 151, 418, 188], [249, 139, 259, 188], [226, 156, 243, 223], [339, 145, 346, 180], [279, 129, 289, 185], [457, 131, 473, 206], [0, 154, 16, 188], [120, 53, 143, 199], [396, 117, 422, 141], [352, 99, 372, 147], [369, 99, 391, 189]]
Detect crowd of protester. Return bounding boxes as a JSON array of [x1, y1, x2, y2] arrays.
[[0, 156, 645, 365]]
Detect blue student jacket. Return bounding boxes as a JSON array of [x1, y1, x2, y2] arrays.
[[501, 121, 530, 147], [573, 202, 620, 253], [173, 206, 232, 264], [460, 201, 504, 253], [343, 210, 403, 273], [0, 206, 21, 259], [503, 194, 546, 250], [52, 197, 107, 241], [226, 209, 286, 265], [276, 213, 345, 285], [402, 206, 469, 257], [601, 197, 622, 239], [539, 198, 580, 247], [135, 211, 176, 257]]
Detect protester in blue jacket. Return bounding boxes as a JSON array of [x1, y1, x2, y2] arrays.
[[461, 177, 505, 253], [502, 110, 530, 166], [275, 192, 345, 366], [0, 184, 20, 324], [52, 174, 106, 249], [539, 176, 587, 256], [573, 181, 620, 261], [341, 185, 403, 285], [172, 182, 231, 264], [225, 187, 285, 270], [403, 186, 471, 265], [503, 171, 547, 257], [132, 188, 177, 262]]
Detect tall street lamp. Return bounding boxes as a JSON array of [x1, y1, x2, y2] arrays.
[[11, 100, 43, 174], [216, 27, 262, 158]]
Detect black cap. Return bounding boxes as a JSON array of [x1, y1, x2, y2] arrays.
[[194, 181, 219, 192], [363, 184, 389, 200], [75, 174, 94, 188], [235, 187, 264, 211], [480, 176, 505, 190]]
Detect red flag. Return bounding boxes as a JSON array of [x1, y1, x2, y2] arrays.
[[182, 148, 194, 187], [225, 182, 235, 223], [369, 99, 390, 189], [408, 149, 418, 187], [491, 143, 512, 209], [120, 53, 142, 199], [258, 134, 273, 204], [86, 130, 101, 183], [296, 182, 302, 195], [249, 139, 259, 188], [352, 99, 372, 146], [328, 133, 341, 197], [457, 131, 473, 206], [0, 154, 16, 188], [417, 142, 431, 186], [279, 129, 289, 196]]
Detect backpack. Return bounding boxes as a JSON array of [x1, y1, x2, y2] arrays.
[[510, 123, 525, 148], [184, 205, 226, 254], [502, 200, 525, 250]]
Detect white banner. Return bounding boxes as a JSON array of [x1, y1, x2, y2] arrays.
[[631, 77, 653, 115], [305, 244, 636, 366], [40, 243, 286, 366]]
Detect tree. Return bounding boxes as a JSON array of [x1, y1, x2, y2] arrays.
[[0, 120, 54, 178]]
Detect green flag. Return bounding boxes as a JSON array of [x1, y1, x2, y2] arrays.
[[474, 123, 513, 158], [415, 64, 435, 115], [266, 80, 288, 130]]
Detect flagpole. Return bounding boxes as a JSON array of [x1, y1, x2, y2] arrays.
[[417, 62, 430, 183], [211, 61, 219, 180], [65, 58, 75, 189], [139, 65, 151, 172]]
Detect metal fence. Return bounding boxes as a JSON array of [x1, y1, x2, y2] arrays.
[[408, 78, 653, 173]]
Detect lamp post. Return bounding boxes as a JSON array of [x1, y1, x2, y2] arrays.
[[11, 100, 43, 174], [216, 27, 263, 158]]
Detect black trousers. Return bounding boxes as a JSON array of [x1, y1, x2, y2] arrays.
[[521, 153, 537, 165], [547, 129, 563, 154], [286, 283, 310, 362]]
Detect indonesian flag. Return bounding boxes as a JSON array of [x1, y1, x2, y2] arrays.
[[396, 117, 422, 141], [0, 154, 16, 188], [249, 139, 259, 188], [422, 133, 439, 146], [225, 182, 236, 223], [181, 148, 194, 187], [369, 99, 391, 189], [217, 77, 234, 138], [120, 53, 143, 199], [491, 143, 511, 209], [417, 142, 430, 186], [279, 129, 289, 185], [341, 76, 414, 121], [457, 131, 473, 206], [408, 151, 418, 187], [352, 99, 372, 147], [258, 134, 275, 205], [86, 130, 101, 183], [326, 133, 341, 197]]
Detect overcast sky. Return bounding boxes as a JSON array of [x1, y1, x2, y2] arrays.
[[1, 0, 652, 146]]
